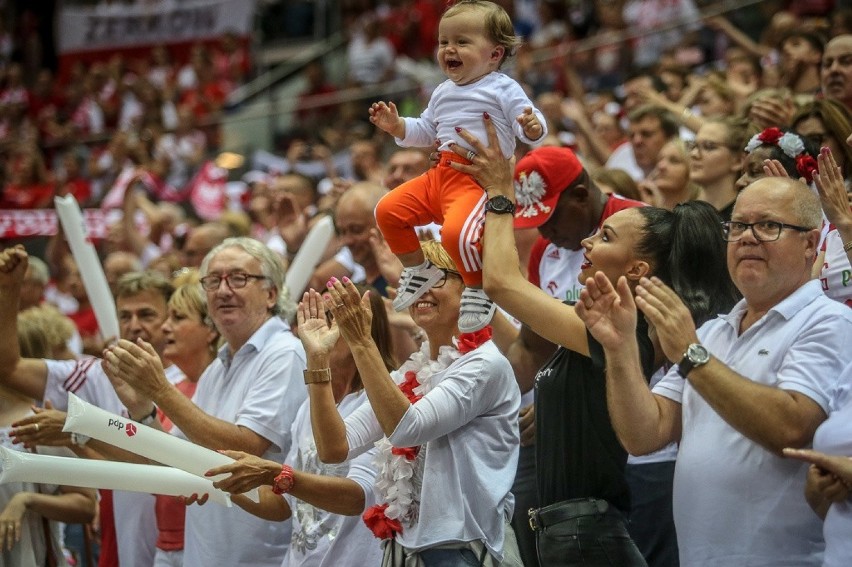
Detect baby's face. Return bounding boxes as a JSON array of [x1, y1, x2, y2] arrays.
[[436, 9, 502, 86]]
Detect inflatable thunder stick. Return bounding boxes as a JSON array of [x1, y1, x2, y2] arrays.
[[0, 446, 230, 506], [54, 195, 120, 341], [63, 393, 260, 502]]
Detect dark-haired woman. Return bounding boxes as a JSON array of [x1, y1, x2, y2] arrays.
[[453, 118, 737, 566]]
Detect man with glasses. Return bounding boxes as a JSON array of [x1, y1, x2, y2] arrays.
[[583, 177, 852, 565], [106, 237, 306, 567]]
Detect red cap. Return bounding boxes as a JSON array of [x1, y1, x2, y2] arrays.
[[513, 146, 584, 229]]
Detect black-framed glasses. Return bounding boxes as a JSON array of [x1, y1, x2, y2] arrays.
[[686, 140, 734, 154], [432, 269, 462, 288], [721, 220, 814, 242], [199, 272, 269, 291]]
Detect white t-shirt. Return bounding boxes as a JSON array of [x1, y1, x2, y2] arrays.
[[653, 281, 852, 565], [283, 391, 382, 567], [343, 341, 520, 561], [400, 72, 545, 158], [45, 358, 157, 567], [813, 370, 852, 567], [175, 316, 307, 567], [605, 142, 645, 182]]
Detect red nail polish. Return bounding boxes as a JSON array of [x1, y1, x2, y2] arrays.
[[483, 112, 490, 120], [455, 127, 462, 133]]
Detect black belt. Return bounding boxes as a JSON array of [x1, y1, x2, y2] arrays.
[[528, 498, 611, 532]]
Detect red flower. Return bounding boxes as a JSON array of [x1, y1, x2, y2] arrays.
[[391, 446, 420, 460], [456, 325, 493, 354], [399, 371, 422, 403], [757, 127, 783, 145], [362, 504, 403, 539], [796, 154, 818, 183]]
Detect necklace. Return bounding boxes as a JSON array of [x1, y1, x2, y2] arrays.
[[362, 326, 492, 540]]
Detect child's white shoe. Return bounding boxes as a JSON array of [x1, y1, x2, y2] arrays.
[[458, 287, 496, 333], [392, 262, 445, 311]]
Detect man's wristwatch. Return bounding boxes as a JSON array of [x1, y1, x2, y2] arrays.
[[485, 195, 516, 215], [133, 405, 158, 426], [677, 343, 710, 378]]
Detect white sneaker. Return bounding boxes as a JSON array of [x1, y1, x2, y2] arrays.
[[392, 262, 445, 311], [458, 287, 496, 333]]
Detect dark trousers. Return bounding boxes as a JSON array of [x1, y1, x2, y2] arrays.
[[510, 444, 539, 567], [531, 498, 647, 567], [625, 461, 679, 567]]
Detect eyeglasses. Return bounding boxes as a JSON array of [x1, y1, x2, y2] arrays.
[[199, 272, 269, 291], [686, 140, 733, 154], [721, 220, 814, 242], [432, 269, 461, 288]]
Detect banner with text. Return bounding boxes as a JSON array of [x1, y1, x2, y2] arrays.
[[57, 0, 257, 54], [0, 209, 114, 239]]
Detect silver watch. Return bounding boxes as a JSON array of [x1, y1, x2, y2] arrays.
[[677, 343, 710, 378]]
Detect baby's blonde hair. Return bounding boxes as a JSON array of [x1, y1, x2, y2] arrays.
[[442, 0, 521, 68]]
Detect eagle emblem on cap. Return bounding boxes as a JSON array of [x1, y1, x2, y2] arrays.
[[514, 170, 550, 218]]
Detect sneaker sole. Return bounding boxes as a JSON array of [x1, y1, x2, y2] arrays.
[[392, 270, 446, 311]]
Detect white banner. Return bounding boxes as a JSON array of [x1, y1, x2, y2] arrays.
[[57, 0, 257, 54]]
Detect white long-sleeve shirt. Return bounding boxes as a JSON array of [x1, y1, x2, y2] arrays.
[[399, 72, 546, 158], [343, 341, 520, 561]]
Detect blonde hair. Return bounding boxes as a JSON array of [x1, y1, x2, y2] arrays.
[[421, 240, 459, 272], [19, 305, 76, 353], [442, 0, 521, 67], [17, 315, 51, 359]]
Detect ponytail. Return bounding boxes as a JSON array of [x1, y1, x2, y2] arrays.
[[636, 202, 737, 327]]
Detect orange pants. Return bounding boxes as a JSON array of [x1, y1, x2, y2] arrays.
[[375, 151, 486, 287]]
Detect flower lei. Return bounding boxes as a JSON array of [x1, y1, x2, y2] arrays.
[[362, 326, 493, 540], [744, 127, 818, 183]]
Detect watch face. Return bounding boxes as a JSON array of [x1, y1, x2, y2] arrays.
[[487, 196, 515, 214], [687, 343, 710, 364]]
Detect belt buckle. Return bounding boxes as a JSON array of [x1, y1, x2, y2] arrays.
[[528, 508, 538, 532]]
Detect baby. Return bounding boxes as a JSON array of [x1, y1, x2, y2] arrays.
[[371, 0, 546, 332]]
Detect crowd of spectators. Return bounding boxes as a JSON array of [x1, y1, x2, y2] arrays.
[[4, 0, 852, 566]]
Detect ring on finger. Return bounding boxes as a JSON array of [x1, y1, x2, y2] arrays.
[[466, 150, 476, 161]]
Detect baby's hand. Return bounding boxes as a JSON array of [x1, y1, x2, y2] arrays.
[[517, 107, 544, 141], [369, 101, 403, 136]]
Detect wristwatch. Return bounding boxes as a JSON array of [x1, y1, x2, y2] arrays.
[[485, 195, 516, 215], [272, 464, 296, 495], [677, 343, 710, 378]]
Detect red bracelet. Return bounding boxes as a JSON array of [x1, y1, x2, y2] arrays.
[[271, 464, 295, 495]]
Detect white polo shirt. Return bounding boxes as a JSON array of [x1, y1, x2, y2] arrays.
[[175, 316, 307, 567], [653, 280, 852, 566]]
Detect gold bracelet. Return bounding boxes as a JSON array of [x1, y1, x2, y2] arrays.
[[844, 240, 852, 253], [303, 368, 332, 384]]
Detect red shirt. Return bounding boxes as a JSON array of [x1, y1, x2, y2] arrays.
[[155, 379, 198, 551]]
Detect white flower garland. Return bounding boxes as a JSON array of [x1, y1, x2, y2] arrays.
[[744, 131, 805, 158], [371, 342, 460, 529]]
